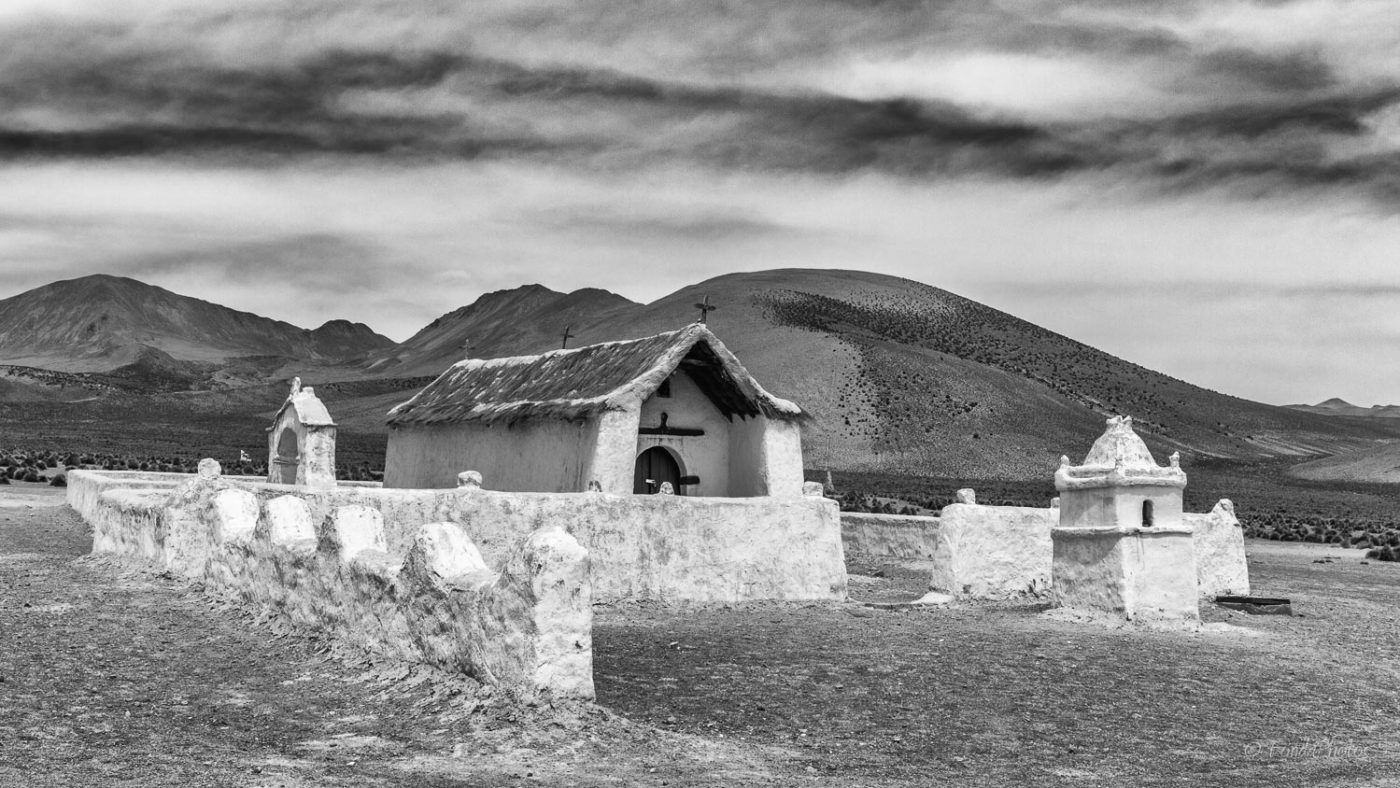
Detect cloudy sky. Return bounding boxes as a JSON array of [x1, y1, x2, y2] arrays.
[[0, 0, 1397, 405]]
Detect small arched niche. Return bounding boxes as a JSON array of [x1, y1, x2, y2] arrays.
[[272, 426, 300, 484]]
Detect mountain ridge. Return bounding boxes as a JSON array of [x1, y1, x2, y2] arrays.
[[348, 267, 1400, 478], [1284, 398, 1400, 419], [0, 274, 395, 375], [2, 269, 1398, 479], [364, 284, 638, 376]]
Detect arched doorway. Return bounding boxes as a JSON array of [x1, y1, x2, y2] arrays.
[[273, 427, 300, 485], [633, 447, 682, 495]]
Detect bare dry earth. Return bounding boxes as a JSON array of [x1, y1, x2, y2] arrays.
[[3, 490, 1400, 786], [0, 492, 794, 787]]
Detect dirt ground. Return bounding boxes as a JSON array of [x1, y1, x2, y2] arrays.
[[3, 489, 1400, 787]]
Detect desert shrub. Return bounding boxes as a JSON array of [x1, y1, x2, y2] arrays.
[[21, 469, 40, 483], [49, 473, 66, 487], [1367, 546, 1398, 562], [0, 475, 8, 485]]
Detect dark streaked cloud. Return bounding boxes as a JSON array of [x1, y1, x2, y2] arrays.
[[1190, 47, 1336, 94], [537, 207, 807, 242], [110, 234, 390, 294], [0, 1, 1393, 208]]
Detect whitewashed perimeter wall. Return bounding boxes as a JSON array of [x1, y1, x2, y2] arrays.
[[69, 470, 847, 604], [932, 504, 1057, 599], [841, 498, 1247, 602], [74, 470, 594, 699], [1182, 499, 1250, 598], [840, 505, 1054, 599], [840, 513, 942, 562]]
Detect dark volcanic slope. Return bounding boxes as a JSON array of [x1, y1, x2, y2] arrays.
[[5, 269, 1391, 479], [365, 284, 638, 377], [372, 269, 1400, 478], [0, 274, 393, 372]]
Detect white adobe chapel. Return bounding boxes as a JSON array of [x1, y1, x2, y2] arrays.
[[382, 324, 809, 496]]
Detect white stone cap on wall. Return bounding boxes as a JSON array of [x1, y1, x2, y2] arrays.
[[1055, 415, 1186, 492], [1052, 524, 1194, 538]]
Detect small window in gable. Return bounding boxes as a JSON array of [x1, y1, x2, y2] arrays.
[[657, 376, 672, 398]]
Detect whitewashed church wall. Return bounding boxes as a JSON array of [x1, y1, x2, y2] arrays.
[[762, 420, 806, 498], [588, 408, 641, 495], [637, 371, 732, 497], [727, 417, 766, 497], [383, 419, 599, 491], [727, 417, 805, 498]]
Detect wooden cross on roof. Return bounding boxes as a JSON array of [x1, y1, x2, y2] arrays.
[[560, 324, 576, 349], [693, 295, 718, 325]]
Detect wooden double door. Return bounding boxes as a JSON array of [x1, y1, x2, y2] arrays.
[[633, 446, 682, 495]]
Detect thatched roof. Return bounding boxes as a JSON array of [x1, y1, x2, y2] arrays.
[[386, 324, 805, 427]]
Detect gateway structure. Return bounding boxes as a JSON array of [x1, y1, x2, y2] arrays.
[[382, 324, 808, 496], [267, 379, 337, 488]]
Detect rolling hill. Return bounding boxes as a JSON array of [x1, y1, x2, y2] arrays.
[[1, 268, 1397, 480], [1285, 398, 1400, 419], [0, 275, 393, 381], [364, 284, 638, 377]]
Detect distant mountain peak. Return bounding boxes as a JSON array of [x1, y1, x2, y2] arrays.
[[0, 274, 393, 375], [1317, 397, 1355, 408], [475, 283, 556, 300], [366, 283, 638, 375], [58, 273, 144, 285]]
